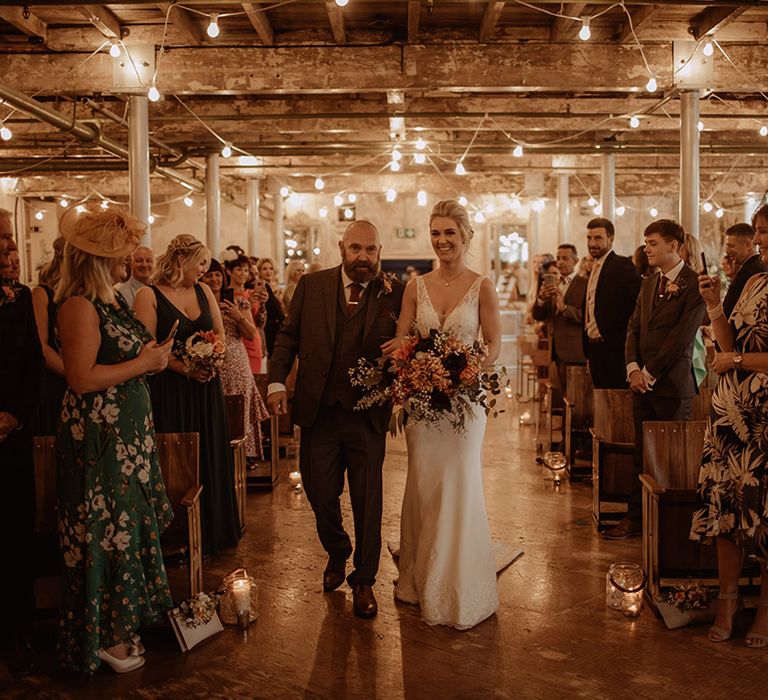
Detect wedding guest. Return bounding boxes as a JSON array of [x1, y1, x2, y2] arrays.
[[203, 259, 268, 462], [257, 256, 286, 356], [116, 245, 154, 307], [54, 206, 173, 674], [31, 237, 67, 436], [722, 222, 767, 318], [583, 217, 641, 389], [577, 255, 593, 278], [307, 262, 323, 273], [532, 243, 587, 396], [721, 254, 738, 283], [225, 253, 267, 374], [680, 234, 708, 387], [690, 203, 768, 646], [283, 260, 306, 307], [603, 220, 705, 540], [134, 234, 240, 554], [8, 246, 20, 280], [632, 245, 654, 278], [0, 210, 43, 677]]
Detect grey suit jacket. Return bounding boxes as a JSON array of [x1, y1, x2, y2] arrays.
[[267, 265, 404, 432], [532, 274, 587, 364], [624, 264, 705, 398]]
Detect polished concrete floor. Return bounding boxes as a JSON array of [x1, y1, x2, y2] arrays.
[[2, 392, 765, 699]]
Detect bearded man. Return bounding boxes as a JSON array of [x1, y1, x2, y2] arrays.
[[267, 220, 404, 618]]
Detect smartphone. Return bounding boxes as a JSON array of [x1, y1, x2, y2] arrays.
[[700, 251, 708, 273], [221, 288, 235, 304], [542, 273, 559, 287], [159, 319, 179, 346]]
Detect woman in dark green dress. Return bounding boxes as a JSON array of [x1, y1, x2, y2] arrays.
[[56, 206, 174, 674], [135, 234, 241, 555]]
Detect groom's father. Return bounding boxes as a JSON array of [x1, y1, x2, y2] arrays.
[[267, 220, 404, 618]]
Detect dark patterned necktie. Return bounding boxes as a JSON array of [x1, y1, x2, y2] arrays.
[[656, 275, 667, 306], [347, 282, 363, 313]]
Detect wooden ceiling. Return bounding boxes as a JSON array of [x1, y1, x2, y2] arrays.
[[1, 1, 768, 202]]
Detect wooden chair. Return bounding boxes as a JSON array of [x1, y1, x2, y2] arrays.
[[32, 436, 62, 609], [157, 432, 203, 597], [224, 394, 247, 532], [249, 375, 280, 489], [692, 386, 713, 421], [640, 421, 760, 608], [563, 365, 593, 479], [591, 389, 635, 529]]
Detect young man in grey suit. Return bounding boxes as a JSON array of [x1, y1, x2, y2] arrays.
[[532, 243, 587, 396], [603, 219, 705, 539], [267, 220, 404, 617]]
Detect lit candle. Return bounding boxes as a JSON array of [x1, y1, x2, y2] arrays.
[[231, 579, 251, 613]]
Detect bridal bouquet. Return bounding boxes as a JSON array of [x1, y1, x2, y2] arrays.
[[349, 328, 505, 434], [179, 330, 226, 377]]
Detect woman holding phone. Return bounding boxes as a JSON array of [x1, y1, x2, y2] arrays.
[[134, 235, 240, 555]]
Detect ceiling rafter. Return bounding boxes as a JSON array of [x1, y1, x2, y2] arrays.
[[690, 4, 749, 39], [550, 3, 587, 42], [325, 1, 346, 44], [480, 2, 506, 42], [78, 5, 120, 39], [407, 1, 420, 43], [616, 4, 659, 43], [156, 3, 203, 45], [242, 2, 274, 46], [0, 7, 46, 42]]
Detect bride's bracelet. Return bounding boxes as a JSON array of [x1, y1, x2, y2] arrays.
[[707, 303, 724, 321]]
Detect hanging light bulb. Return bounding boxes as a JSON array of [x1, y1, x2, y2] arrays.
[[390, 160, 401, 172], [335, 0, 349, 6], [348, 193, 357, 203], [314, 176, 325, 190], [510, 196, 521, 210], [147, 83, 160, 102], [616, 205, 626, 216], [715, 208, 724, 218], [318, 206, 328, 218], [221, 143, 233, 158], [512, 144, 524, 158], [100, 200, 109, 210], [344, 207, 354, 219], [109, 39, 121, 58], [184, 196, 194, 207], [629, 115, 640, 128], [417, 190, 427, 206], [334, 194, 344, 207], [392, 147, 402, 161], [646, 76, 658, 93], [34, 210, 44, 221], [280, 185, 290, 198], [531, 199, 545, 212], [474, 211, 485, 224], [414, 152, 426, 164], [578, 17, 591, 41], [593, 204, 603, 215], [415, 137, 426, 150], [0, 125, 12, 141], [59, 197, 69, 208], [313, 247, 321, 255], [702, 40, 713, 57], [649, 207, 658, 217], [148, 214, 156, 224], [75, 204, 86, 214], [458, 196, 468, 207], [702, 201, 713, 212], [485, 203, 495, 214], [760, 125, 768, 137], [697, 120, 704, 132], [587, 196, 597, 207], [207, 13, 220, 38], [455, 161, 466, 176], [386, 188, 397, 202]]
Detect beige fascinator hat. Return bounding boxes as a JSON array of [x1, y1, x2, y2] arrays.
[[59, 205, 145, 258]]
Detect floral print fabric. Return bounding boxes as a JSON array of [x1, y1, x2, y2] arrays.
[[690, 274, 768, 559], [56, 296, 173, 673]]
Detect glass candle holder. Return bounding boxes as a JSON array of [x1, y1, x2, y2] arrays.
[[606, 562, 646, 618]]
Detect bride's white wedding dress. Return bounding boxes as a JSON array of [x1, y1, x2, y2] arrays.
[[394, 275, 503, 630]]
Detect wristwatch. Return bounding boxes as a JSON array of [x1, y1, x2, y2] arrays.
[[733, 353, 743, 368]]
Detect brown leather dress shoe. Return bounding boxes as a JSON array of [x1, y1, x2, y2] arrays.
[[323, 560, 346, 592], [352, 585, 378, 618], [602, 517, 641, 540]]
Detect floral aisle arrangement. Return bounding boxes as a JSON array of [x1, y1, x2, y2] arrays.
[[178, 330, 225, 378], [168, 591, 224, 651], [349, 327, 505, 434], [654, 582, 717, 629]]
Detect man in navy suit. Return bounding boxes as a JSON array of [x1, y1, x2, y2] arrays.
[[582, 218, 641, 389], [722, 222, 767, 319]]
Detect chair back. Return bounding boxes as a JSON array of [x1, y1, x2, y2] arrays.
[[643, 420, 706, 490], [692, 387, 712, 421], [566, 365, 593, 426], [224, 394, 246, 441], [33, 436, 57, 536], [593, 389, 634, 443], [157, 432, 200, 546]]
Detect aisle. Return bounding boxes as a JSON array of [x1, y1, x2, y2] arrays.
[[3, 395, 765, 699]]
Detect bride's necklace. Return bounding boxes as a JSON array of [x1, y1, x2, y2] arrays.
[[437, 268, 466, 287]]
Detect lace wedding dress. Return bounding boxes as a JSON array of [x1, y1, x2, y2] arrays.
[[394, 275, 504, 630]]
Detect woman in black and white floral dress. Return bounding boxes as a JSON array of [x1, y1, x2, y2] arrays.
[[691, 203, 768, 648]]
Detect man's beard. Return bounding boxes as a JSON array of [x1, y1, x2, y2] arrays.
[[342, 254, 379, 283]]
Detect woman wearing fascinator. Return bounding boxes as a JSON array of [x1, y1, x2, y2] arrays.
[[55, 205, 174, 674]]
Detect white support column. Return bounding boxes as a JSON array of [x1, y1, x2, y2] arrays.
[[246, 178, 261, 257], [206, 152, 221, 258], [270, 178, 285, 282], [557, 173, 570, 244], [600, 153, 616, 223], [128, 95, 151, 246], [680, 90, 700, 237]]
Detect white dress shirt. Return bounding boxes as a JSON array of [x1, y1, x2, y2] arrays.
[[115, 276, 146, 308], [585, 250, 611, 339]]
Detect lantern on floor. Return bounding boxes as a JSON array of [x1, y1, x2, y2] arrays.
[[606, 562, 646, 618], [219, 568, 258, 629], [543, 451, 567, 483], [287, 427, 303, 492]]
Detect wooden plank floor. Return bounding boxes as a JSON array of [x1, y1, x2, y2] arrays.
[[3, 394, 765, 699]]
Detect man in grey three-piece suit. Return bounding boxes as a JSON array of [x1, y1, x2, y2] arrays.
[[603, 219, 705, 539], [267, 220, 404, 618]]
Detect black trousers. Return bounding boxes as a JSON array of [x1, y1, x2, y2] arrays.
[[627, 392, 692, 522], [586, 337, 628, 389], [300, 404, 385, 587]]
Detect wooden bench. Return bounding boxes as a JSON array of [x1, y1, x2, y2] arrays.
[[224, 394, 248, 532], [563, 365, 593, 479], [692, 386, 712, 421], [249, 374, 280, 489], [32, 436, 61, 609], [591, 389, 635, 529]]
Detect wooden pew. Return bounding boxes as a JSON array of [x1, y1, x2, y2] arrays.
[[224, 394, 248, 532], [692, 386, 712, 421], [250, 374, 280, 489], [32, 436, 62, 609], [641, 420, 760, 607], [563, 365, 593, 479], [591, 389, 635, 530]]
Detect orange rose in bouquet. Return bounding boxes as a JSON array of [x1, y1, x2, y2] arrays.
[[179, 330, 226, 379]]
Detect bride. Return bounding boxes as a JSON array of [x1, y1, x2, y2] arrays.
[[382, 199, 503, 630]]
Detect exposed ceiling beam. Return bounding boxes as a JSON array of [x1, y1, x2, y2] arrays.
[[550, 3, 587, 42], [78, 5, 120, 39], [480, 2, 506, 42], [156, 3, 203, 45], [0, 7, 47, 42], [617, 4, 658, 43], [325, 1, 346, 44], [690, 4, 749, 39], [242, 2, 274, 46], [407, 1, 420, 43]]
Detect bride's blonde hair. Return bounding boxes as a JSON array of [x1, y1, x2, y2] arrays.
[[430, 200, 474, 246], [153, 234, 209, 288]]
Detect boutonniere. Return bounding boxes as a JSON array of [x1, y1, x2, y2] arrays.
[[665, 279, 685, 299], [0, 280, 18, 307], [376, 271, 397, 298]]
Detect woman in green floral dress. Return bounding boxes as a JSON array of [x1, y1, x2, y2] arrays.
[[55, 207, 174, 673]]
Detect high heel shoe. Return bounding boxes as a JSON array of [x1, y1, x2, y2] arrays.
[[128, 633, 145, 656], [708, 592, 742, 642], [98, 648, 146, 673], [746, 600, 768, 649]]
